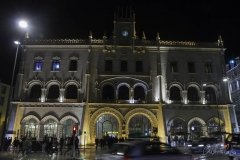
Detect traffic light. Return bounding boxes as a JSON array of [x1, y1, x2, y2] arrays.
[[73, 125, 77, 135]]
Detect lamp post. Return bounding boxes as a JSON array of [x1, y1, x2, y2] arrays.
[[1, 41, 21, 148], [1, 20, 28, 144]]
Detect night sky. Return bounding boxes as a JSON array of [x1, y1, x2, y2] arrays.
[[0, 0, 239, 84]]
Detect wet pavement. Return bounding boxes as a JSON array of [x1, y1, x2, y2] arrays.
[[0, 146, 231, 160]]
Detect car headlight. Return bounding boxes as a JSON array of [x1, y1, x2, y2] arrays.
[[117, 152, 124, 155], [198, 144, 204, 147], [187, 144, 192, 147]]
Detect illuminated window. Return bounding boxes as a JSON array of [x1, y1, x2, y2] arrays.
[[33, 60, 43, 71], [24, 119, 38, 137], [62, 119, 75, 137], [51, 60, 60, 71], [44, 119, 57, 137]]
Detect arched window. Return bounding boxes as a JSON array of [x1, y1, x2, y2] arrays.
[[62, 119, 75, 137], [169, 118, 187, 136], [187, 87, 199, 102], [96, 114, 118, 138], [134, 86, 145, 100], [207, 118, 224, 134], [102, 85, 114, 101], [44, 119, 58, 137], [118, 85, 129, 100], [23, 118, 38, 138], [169, 86, 181, 101], [29, 84, 41, 100], [189, 120, 204, 140], [205, 87, 217, 104], [65, 85, 78, 99], [47, 85, 60, 100]]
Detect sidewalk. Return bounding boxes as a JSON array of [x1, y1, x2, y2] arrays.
[[0, 145, 105, 160]]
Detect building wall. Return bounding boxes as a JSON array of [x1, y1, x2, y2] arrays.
[[9, 12, 233, 144], [0, 82, 10, 140], [226, 57, 240, 132]]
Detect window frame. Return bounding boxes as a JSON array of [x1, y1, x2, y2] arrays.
[[69, 59, 78, 72], [188, 62, 196, 73], [135, 60, 143, 73], [105, 60, 113, 72], [120, 60, 128, 72], [51, 59, 60, 72], [170, 61, 178, 73]]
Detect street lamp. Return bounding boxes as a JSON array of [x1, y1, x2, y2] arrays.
[[1, 41, 21, 147], [2, 19, 29, 143], [18, 20, 28, 29], [18, 20, 29, 38]]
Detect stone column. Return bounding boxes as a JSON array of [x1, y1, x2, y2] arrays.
[[166, 90, 170, 103], [39, 123, 44, 140], [57, 123, 63, 139], [41, 88, 46, 102], [200, 91, 206, 104], [130, 88, 134, 101], [182, 90, 187, 104], [59, 88, 65, 102], [78, 89, 81, 102]]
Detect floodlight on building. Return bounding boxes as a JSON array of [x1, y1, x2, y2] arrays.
[[230, 60, 235, 64], [223, 77, 229, 82]]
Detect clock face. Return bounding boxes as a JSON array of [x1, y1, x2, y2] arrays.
[[121, 30, 129, 37]]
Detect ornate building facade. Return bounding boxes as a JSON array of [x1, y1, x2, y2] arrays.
[[226, 57, 240, 132], [9, 11, 234, 144]]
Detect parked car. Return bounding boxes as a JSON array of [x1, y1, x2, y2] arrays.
[[225, 133, 240, 160], [188, 137, 222, 153], [97, 141, 192, 160]]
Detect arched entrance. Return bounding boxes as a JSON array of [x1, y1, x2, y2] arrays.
[[90, 107, 124, 142], [96, 114, 119, 138], [128, 115, 152, 137], [62, 119, 75, 137], [188, 117, 206, 140], [125, 108, 158, 138]]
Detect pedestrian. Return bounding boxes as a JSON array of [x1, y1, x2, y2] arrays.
[[168, 135, 171, 146], [75, 136, 79, 155], [95, 138, 99, 149], [59, 137, 64, 155], [12, 137, 20, 153]]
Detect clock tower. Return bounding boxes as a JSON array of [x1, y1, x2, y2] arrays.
[[113, 8, 136, 45]]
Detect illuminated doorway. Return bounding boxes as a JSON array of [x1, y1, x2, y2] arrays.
[[128, 115, 152, 137], [96, 114, 118, 138]]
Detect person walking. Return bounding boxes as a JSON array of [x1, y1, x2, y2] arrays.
[[95, 138, 99, 150]]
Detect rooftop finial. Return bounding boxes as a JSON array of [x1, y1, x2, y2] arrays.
[[217, 35, 224, 47], [142, 31, 146, 40], [103, 32, 107, 40], [89, 31, 93, 39], [156, 32, 160, 41]]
